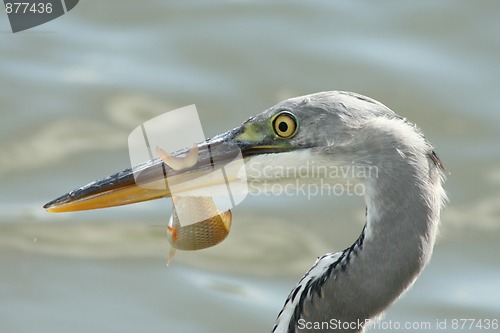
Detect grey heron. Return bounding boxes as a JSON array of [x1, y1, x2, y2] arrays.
[[44, 91, 447, 332]]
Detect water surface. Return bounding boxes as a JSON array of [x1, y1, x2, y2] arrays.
[[1, 1, 499, 332]]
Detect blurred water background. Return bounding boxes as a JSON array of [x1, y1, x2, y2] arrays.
[[1, 1, 499, 332]]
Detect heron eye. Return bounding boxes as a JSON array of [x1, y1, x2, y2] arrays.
[[273, 112, 297, 138]]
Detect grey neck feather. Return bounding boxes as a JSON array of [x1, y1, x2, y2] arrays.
[[273, 146, 445, 333]]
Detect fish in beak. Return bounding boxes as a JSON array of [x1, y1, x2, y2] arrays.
[[42, 109, 301, 263]]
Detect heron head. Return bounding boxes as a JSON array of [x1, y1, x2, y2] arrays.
[[44, 91, 434, 212], [229, 91, 419, 189]]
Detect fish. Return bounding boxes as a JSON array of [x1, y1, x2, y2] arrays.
[[166, 197, 232, 264], [156, 146, 232, 264]]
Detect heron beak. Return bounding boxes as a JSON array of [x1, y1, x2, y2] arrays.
[[43, 123, 295, 213]]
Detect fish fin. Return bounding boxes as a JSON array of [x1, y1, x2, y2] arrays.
[[167, 247, 177, 266]]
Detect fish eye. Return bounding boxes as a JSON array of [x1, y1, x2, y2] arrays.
[[273, 111, 298, 138]]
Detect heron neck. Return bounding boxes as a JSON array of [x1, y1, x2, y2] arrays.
[[292, 159, 443, 333], [361, 171, 441, 312]]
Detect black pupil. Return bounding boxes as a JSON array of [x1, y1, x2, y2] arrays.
[[278, 121, 288, 133]]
